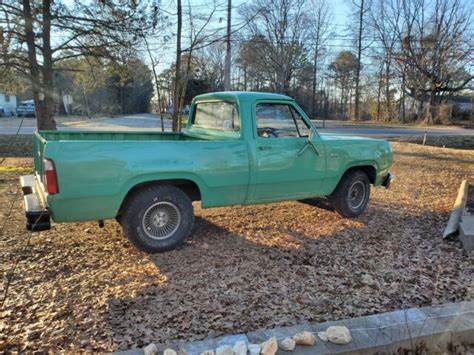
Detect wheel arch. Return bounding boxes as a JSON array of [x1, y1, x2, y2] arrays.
[[117, 178, 203, 218], [342, 165, 377, 184]]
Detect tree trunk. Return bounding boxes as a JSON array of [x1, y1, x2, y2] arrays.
[[243, 67, 247, 91], [40, 0, 56, 130], [425, 89, 436, 125], [311, 45, 319, 119], [376, 79, 382, 122], [384, 59, 392, 120], [144, 37, 165, 132], [172, 0, 182, 132], [177, 51, 194, 132], [311, 29, 320, 119], [400, 70, 406, 122], [22, 0, 56, 130]]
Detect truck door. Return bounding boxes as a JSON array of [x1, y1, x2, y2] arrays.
[[251, 101, 326, 202]]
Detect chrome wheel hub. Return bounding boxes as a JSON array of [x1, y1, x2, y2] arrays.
[[349, 181, 366, 209], [142, 201, 181, 240]]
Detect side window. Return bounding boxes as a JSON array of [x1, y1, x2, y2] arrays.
[[256, 103, 310, 138], [290, 106, 310, 137]]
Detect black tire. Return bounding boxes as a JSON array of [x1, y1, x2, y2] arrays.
[[329, 170, 370, 218], [121, 185, 194, 253]]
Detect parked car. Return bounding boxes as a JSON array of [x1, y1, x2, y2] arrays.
[[16, 100, 35, 117], [20, 91, 393, 253]]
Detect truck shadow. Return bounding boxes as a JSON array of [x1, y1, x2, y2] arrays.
[[297, 197, 334, 211], [102, 200, 469, 351]]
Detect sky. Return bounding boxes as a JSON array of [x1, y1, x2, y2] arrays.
[[146, 0, 352, 71]]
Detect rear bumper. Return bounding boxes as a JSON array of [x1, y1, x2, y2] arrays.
[[20, 175, 51, 231], [382, 172, 394, 189]]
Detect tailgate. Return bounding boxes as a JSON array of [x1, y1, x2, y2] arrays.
[[33, 132, 47, 181], [20, 132, 51, 231]]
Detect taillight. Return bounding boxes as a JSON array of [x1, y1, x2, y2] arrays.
[[43, 158, 59, 194]]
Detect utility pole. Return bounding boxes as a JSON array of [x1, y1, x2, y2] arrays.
[[172, 0, 182, 131], [223, 0, 231, 91], [354, 0, 364, 121]]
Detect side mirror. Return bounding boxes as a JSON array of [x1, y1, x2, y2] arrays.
[[298, 126, 319, 157], [309, 125, 314, 141]]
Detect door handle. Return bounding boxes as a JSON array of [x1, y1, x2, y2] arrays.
[[259, 146, 272, 151]]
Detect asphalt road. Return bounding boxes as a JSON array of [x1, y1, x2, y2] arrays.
[[1, 113, 472, 137]]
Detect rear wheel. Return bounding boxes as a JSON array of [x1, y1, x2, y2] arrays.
[[121, 185, 194, 253], [329, 170, 370, 218]]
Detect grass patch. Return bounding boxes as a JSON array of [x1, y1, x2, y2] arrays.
[[389, 135, 474, 150]]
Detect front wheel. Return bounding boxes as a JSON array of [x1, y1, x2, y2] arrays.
[[121, 185, 195, 253], [329, 170, 370, 218]]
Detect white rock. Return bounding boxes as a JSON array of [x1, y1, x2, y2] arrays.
[[143, 343, 159, 355], [248, 343, 261, 355], [279, 337, 295, 351], [293, 331, 315, 346], [325, 326, 352, 345], [232, 340, 247, 355], [317, 332, 328, 342], [261, 337, 278, 355], [163, 349, 178, 355], [215, 345, 232, 355]]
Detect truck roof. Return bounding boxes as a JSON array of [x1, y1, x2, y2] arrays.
[[194, 91, 293, 102]]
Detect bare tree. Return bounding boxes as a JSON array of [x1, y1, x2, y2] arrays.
[[308, 0, 332, 118], [328, 51, 359, 119], [349, 0, 371, 120], [369, 0, 401, 121], [0, 0, 153, 129], [196, 42, 226, 90], [240, 0, 310, 95], [144, 37, 165, 132], [395, 0, 473, 124]]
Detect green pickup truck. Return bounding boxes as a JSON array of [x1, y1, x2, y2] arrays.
[[21, 92, 393, 253]]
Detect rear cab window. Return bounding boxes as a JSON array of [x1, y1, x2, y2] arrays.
[[191, 101, 240, 135]]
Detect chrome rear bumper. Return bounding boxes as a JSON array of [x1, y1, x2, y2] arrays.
[[20, 175, 51, 231]]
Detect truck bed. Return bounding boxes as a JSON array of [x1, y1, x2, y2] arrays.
[[33, 131, 204, 180], [32, 129, 250, 222], [38, 130, 200, 142]]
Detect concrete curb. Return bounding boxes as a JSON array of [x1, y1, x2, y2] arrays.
[[114, 301, 474, 355], [443, 180, 469, 239], [459, 183, 474, 253]]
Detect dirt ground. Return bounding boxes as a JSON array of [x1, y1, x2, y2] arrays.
[[0, 137, 473, 352]]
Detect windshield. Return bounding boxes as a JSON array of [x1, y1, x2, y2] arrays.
[[192, 101, 240, 132]]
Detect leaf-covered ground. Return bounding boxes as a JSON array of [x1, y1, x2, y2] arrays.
[[0, 139, 473, 352]]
